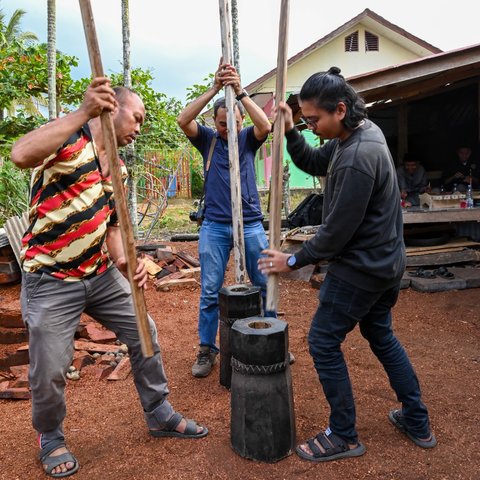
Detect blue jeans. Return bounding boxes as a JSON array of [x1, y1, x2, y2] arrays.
[[309, 273, 431, 443], [198, 219, 269, 349]]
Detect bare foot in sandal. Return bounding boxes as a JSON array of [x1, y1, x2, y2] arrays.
[[39, 441, 79, 478], [43, 447, 75, 476]]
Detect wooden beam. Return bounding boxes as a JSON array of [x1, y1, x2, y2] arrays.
[[266, 0, 290, 313], [478, 81, 480, 143], [402, 209, 480, 224], [218, 0, 246, 283], [369, 77, 480, 112], [349, 45, 480, 96], [397, 104, 408, 165], [78, 0, 153, 357], [406, 249, 480, 266], [364, 71, 480, 105]]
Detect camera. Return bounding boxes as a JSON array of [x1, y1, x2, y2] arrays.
[[189, 200, 205, 226]]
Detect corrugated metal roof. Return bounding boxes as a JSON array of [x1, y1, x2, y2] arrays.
[[4, 212, 29, 266]]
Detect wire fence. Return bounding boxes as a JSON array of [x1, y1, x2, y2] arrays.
[[136, 146, 200, 239]]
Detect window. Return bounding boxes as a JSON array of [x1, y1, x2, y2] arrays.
[[365, 31, 379, 51], [344, 31, 359, 52]]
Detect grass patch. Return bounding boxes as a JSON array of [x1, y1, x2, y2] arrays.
[[139, 189, 318, 240]]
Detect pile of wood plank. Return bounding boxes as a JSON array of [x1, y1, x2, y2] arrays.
[[281, 228, 480, 292], [0, 301, 30, 399], [141, 245, 201, 291], [0, 303, 134, 400], [0, 244, 20, 285], [405, 238, 480, 266]]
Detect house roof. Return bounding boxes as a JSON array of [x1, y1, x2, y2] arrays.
[[286, 43, 480, 126], [349, 43, 480, 104], [244, 8, 442, 93]]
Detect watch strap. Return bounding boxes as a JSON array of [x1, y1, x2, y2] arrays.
[[235, 90, 249, 101]]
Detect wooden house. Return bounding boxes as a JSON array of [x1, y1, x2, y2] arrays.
[[245, 8, 442, 189]]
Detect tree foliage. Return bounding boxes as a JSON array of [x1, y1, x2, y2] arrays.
[[0, 5, 38, 48], [0, 40, 81, 157], [0, 1, 219, 220], [110, 68, 186, 152]]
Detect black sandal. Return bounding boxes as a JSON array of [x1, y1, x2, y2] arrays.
[[388, 409, 437, 448], [408, 268, 437, 279], [432, 266, 454, 279], [295, 429, 366, 462]]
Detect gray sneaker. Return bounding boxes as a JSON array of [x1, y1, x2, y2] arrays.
[[192, 346, 218, 378]]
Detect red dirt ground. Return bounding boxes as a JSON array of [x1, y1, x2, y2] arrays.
[[0, 241, 479, 480]]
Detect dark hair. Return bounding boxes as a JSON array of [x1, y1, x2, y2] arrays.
[[403, 153, 417, 163], [113, 86, 139, 105], [213, 97, 245, 118], [299, 66, 367, 129]]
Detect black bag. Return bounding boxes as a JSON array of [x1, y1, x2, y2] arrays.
[[287, 193, 323, 228]]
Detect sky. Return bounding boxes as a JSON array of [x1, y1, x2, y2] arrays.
[[3, 0, 480, 102]]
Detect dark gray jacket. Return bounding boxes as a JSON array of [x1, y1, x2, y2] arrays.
[[286, 119, 405, 292]]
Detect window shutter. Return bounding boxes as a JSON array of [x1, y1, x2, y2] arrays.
[[365, 31, 379, 51], [344, 31, 359, 52]]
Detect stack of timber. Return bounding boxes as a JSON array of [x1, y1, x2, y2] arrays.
[[0, 243, 21, 285], [282, 227, 480, 293], [0, 303, 134, 400], [139, 245, 201, 291], [0, 300, 30, 399], [403, 237, 480, 292], [405, 238, 480, 266]]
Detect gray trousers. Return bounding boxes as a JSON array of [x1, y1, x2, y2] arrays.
[[21, 266, 174, 445]]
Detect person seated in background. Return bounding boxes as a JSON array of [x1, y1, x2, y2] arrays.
[[441, 145, 478, 192], [396, 153, 429, 206]]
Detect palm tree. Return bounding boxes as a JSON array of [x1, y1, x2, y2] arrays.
[[121, 0, 138, 235], [47, 0, 56, 120], [231, 0, 240, 76], [0, 5, 38, 49], [0, 4, 39, 121]]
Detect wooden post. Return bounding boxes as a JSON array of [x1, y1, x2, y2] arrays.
[[266, 0, 290, 313], [218, 0, 246, 284], [477, 81, 480, 143], [78, 0, 153, 357], [397, 104, 408, 166]]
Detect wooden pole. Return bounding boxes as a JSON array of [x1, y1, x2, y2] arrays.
[[78, 0, 153, 357], [266, 0, 290, 312], [218, 0, 246, 284]]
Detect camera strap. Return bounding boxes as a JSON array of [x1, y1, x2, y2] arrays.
[[201, 136, 217, 203], [205, 136, 217, 174]]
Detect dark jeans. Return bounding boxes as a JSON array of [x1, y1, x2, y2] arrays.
[[308, 273, 431, 443]]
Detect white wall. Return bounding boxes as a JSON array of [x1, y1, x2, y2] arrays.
[[253, 25, 421, 93]]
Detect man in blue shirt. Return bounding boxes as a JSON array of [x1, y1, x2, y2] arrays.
[[177, 61, 271, 377]]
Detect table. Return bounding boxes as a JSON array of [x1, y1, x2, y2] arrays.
[[402, 208, 480, 224]]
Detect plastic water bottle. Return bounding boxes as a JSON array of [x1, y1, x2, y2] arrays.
[[466, 185, 474, 209]]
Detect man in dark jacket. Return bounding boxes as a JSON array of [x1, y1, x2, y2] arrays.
[[259, 67, 436, 462]]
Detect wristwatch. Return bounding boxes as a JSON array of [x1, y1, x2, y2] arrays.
[[235, 90, 249, 101], [286, 254, 299, 270]]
